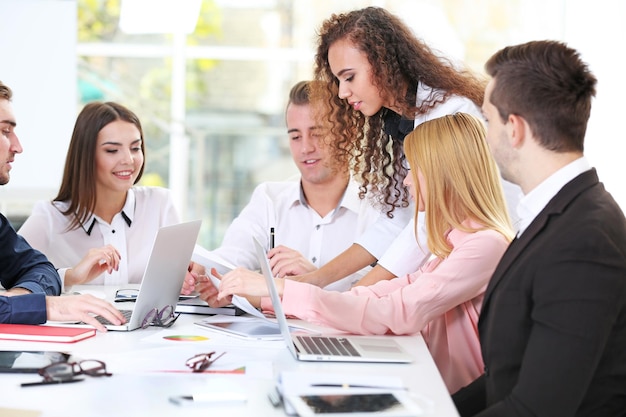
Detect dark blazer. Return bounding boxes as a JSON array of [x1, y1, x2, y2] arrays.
[[453, 169, 626, 417], [0, 213, 60, 323]]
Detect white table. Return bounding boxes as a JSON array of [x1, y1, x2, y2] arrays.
[[0, 286, 459, 417]]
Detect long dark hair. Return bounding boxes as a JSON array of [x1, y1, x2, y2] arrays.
[[54, 102, 145, 230]]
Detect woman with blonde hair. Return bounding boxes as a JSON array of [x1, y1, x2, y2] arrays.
[[296, 6, 521, 291], [214, 113, 514, 393]]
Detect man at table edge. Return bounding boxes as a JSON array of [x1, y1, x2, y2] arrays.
[[0, 79, 125, 332], [452, 40, 626, 415]]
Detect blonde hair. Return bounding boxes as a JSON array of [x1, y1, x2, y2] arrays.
[[404, 113, 514, 258]]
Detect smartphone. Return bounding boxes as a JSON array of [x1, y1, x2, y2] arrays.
[[0, 350, 70, 373], [287, 391, 423, 417]]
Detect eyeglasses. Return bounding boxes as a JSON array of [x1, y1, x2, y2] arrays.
[[141, 305, 180, 329], [40, 359, 112, 382], [21, 359, 112, 387], [185, 352, 225, 373]]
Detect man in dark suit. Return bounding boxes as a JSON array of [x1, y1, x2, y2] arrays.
[[453, 40, 626, 416], [0, 80, 125, 330]]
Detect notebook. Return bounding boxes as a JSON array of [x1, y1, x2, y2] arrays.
[[253, 237, 413, 363], [67, 220, 201, 331], [0, 324, 95, 343]]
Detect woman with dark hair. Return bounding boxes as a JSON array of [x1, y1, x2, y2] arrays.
[[298, 6, 520, 289], [19, 102, 202, 291]]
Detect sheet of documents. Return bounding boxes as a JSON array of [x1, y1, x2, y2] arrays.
[[191, 244, 236, 273], [191, 245, 266, 318]]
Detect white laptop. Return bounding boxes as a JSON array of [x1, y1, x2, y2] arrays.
[[253, 237, 413, 363], [75, 220, 201, 331]]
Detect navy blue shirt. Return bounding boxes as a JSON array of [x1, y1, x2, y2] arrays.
[[0, 213, 61, 324]]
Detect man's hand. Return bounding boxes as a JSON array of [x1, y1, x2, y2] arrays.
[[181, 261, 205, 295], [268, 245, 317, 277], [46, 294, 126, 332], [65, 245, 121, 286], [196, 268, 231, 307]]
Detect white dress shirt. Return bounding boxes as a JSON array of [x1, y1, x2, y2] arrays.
[[358, 82, 523, 277], [210, 178, 387, 291], [18, 186, 180, 287], [516, 156, 591, 236]]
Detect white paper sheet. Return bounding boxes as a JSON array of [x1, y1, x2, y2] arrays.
[[191, 245, 266, 318]]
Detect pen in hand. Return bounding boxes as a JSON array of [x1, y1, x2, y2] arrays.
[[270, 227, 275, 250]]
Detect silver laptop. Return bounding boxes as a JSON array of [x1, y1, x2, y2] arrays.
[[253, 237, 413, 363], [92, 220, 201, 331]]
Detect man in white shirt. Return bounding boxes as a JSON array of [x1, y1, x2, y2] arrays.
[[203, 81, 391, 292]]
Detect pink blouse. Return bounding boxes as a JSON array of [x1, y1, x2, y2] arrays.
[[265, 221, 509, 393]]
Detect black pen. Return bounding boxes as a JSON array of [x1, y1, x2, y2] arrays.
[[311, 383, 406, 390], [21, 378, 84, 387], [270, 227, 275, 249]]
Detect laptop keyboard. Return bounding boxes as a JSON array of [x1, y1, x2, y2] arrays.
[[95, 310, 132, 325], [296, 336, 361, 357]]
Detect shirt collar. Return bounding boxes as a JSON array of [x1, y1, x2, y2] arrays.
[[121, 189, 136, 224], [81, 189, 136, 235], [296, 183, 308, 207], [341, 180, 366, 214], [383, 109, 414, 143], [383, 81, 421, 143], [294, 178, 361, 216], [516, 156, 591, 236]]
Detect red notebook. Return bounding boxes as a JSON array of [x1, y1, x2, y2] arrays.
[[0, 324, 96, 343]]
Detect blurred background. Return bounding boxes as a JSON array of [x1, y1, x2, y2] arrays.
[[0, 0, 624, 249]]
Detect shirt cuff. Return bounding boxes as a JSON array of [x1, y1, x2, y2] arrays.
[[9, 293, 47, 324], [57, 268, 69, 293]]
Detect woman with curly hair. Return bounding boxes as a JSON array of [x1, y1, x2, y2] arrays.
[[298, 6, 520, 289]]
